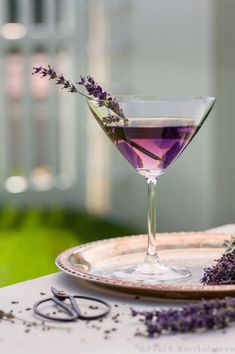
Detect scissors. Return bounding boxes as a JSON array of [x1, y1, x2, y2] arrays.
[[33, 287, 111, 322]]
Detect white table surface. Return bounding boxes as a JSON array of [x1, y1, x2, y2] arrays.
[[1, 225, 235, 354]]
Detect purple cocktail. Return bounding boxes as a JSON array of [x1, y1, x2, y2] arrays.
[[105, 119, 196, 179]]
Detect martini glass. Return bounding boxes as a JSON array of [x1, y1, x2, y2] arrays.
[[87, 96, 215, 283]]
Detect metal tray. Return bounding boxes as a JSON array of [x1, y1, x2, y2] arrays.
[[55, 232, 235, 299]]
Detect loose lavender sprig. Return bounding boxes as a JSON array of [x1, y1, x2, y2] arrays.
[[32, 66, 126, 124], [131, 297, 235, 337], [201, 234, 235, 285]]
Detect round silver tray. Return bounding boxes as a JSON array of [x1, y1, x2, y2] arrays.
[[55, 232, 235, 299]]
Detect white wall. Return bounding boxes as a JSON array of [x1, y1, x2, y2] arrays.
[[211, 1, 235, 227]]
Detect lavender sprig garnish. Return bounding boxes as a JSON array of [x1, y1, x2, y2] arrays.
[[131, 297, 235, 337], [32, 65, 161, 161], [201, 234, 235, 285], [32, 66, 127, 125]]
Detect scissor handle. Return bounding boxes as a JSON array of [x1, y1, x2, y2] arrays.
[[72, 295, 111, 320], [33, 295, 111, 322], [33, 297, 78, 322]]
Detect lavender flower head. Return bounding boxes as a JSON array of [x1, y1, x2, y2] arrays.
[[131, 297, 235, 337], [32, 65, 78, 93], [201, 234, 235, 285], [32, 65, 126, 124]]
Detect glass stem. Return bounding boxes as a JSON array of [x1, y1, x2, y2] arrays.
[[145, 177, 159, 264]]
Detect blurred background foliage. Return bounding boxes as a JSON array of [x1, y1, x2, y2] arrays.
[[0, 207, 136, 287]]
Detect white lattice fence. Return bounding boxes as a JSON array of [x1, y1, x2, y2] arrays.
[[0, 0, 88, 207]]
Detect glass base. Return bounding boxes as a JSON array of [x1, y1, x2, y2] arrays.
[[112, 262, 191, 284]]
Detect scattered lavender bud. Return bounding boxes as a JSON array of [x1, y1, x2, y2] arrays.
[[0, 310, 14, 320], [112, 314, 120, 321], [131, 297, 235, 337], [0, 308, 70, 333]]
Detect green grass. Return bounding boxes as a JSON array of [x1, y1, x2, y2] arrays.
[[0, 208, 136, 287]]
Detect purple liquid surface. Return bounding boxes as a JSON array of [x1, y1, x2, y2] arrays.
[[105, 123, 196, 178]]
